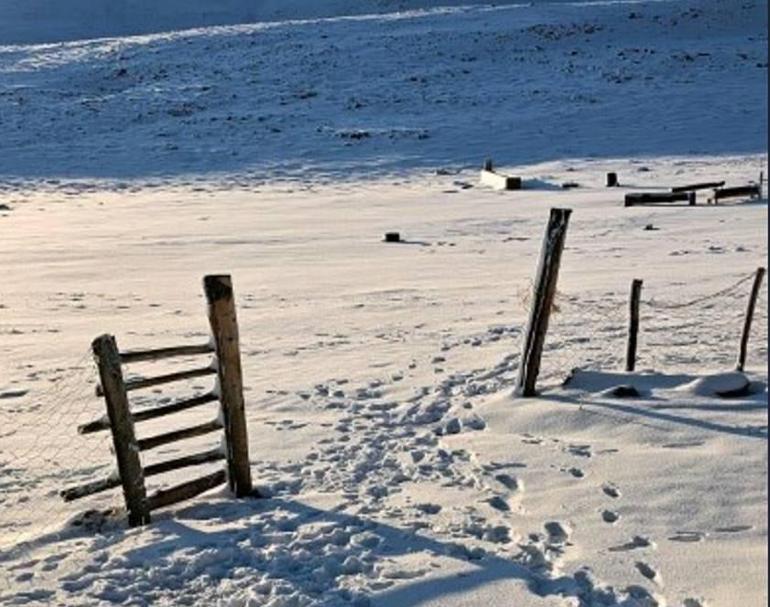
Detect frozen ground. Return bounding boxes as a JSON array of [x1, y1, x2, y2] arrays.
[[0, 1, 768, 606]]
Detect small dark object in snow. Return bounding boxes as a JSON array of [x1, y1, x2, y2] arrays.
[[643, 224, 658, 231], [0, 204, 11, 211], [606, 172, 618, 187], [637, 166, 650, 172], [453, 181, 474, 190], [562, 181, 580, 189], [609, 385, 640, 398], [384, 232, 401, 243], [339, 130, 370, 140]]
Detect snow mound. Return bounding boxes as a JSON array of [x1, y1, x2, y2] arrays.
[[563, 369, 763, 399], [678, 371, 752, 398]]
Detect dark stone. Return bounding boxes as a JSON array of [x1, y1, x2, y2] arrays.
[[384, 232, 401, 243]]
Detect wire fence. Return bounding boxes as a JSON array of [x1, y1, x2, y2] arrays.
[[540, 270, 768, 383], [0, 350, 121, 590], [0, 270, 766, 595]]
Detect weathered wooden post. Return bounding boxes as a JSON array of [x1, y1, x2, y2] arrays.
[[92, 334, 150, 526], [515, 208, 572, 396], [606, 172, 618, 187], [736, 267, 766, 372], [203, 274, 253, 497], [625, 279, 643, 372]]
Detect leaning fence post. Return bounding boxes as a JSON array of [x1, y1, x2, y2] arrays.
[[515, 208, 572, 396], [625, 279, 643, 372], [736, 267, 766, 372], [203, 274, 253, 497], [92, 334, 150, 527]]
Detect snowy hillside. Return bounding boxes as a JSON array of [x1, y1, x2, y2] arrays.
[[3, 0, 564, 45], [0, 1, 767, 607], [0, 0, 767, 187]]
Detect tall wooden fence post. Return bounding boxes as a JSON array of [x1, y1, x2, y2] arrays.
[[203, 274, 253, 497], [515, 208, 572, 396], [92, 334, 150, 526], [625, 279, 643, 372], [736, 267, 766, 372]]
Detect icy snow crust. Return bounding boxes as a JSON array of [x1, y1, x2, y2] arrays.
[[0, 1, 768, 607]]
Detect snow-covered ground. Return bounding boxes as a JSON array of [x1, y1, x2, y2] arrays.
[[0, 1, 767, 606]]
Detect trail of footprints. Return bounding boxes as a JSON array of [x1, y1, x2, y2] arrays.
[[256, 335, 682, 606], [253, 328, 743, 606], [7, 326, 732, 604]]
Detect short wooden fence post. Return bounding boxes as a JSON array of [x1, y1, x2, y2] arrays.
[[736, 267, 766, 372], [204, 274, 253, 497], [92, 334, 150, 526], [625, 279, 643, 372], [515, 208, 572, 396]]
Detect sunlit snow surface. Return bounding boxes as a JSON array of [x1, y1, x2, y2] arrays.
[[0, 1, 767, 607]]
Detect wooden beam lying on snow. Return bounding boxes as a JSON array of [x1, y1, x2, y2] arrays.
[[670, 180, 725, 193], [712, 184, 761, 202], [624, 192, 694, 207]]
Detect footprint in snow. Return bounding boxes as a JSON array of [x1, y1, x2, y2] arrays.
[[0, 389, 28, 399], [566, 467, 585, 478], [609, 535, 654, 552], [602, 510, 620, 524], [668, 531, 705, 543], [662, 440, 706, 449], [544, 521, 571, 545], [521, 434, 543, 445], [602, 483, 621, 498], [485, 496, 510, 512], [566, 444, 592, 458], [714, 524, 752, 533], [635, 561, 662, 585], [494, 473, 521, 491], [484, 461, 526, 472], [415, 503, 442, 515]]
